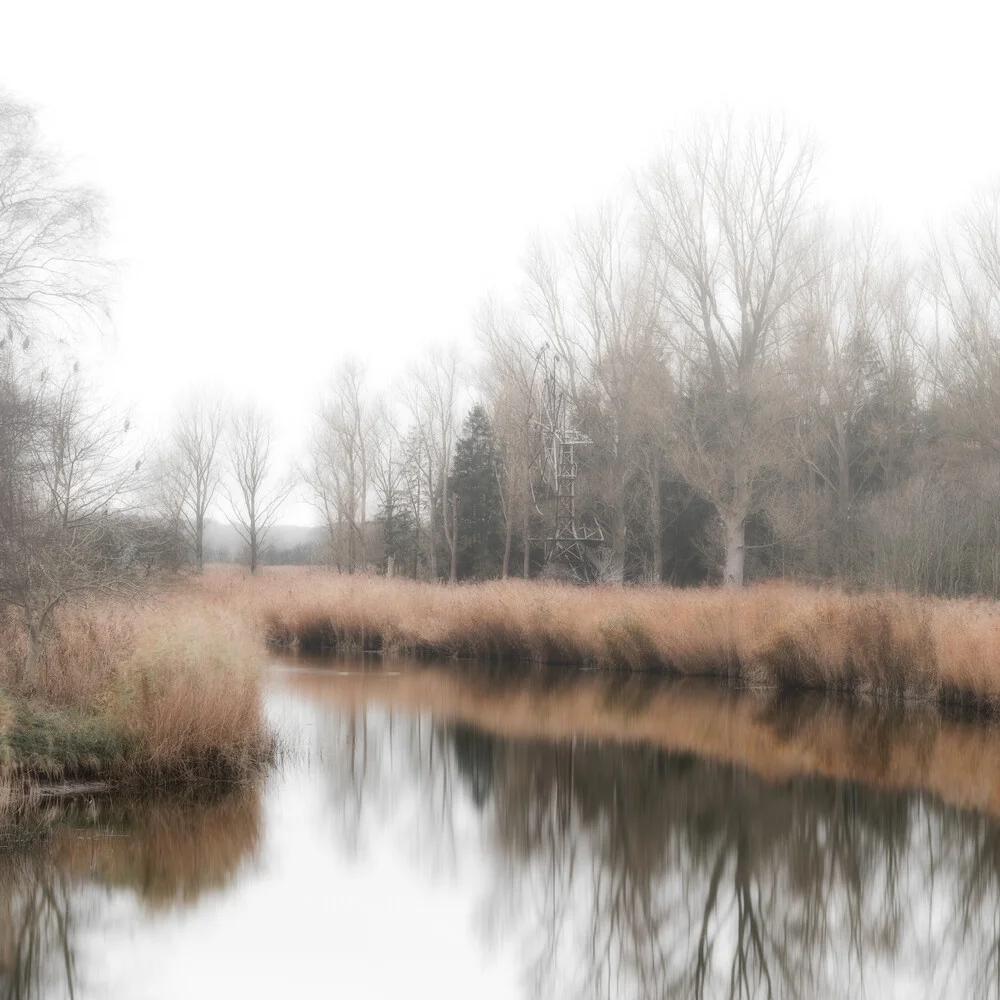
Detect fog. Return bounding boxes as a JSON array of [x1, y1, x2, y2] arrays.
[[4, 0, 1000, 485]]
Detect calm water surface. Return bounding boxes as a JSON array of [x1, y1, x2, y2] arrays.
[[5, 658, 1000, 999]]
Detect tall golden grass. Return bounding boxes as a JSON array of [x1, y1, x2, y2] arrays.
[[199, 568, 1000, 709], [6, 565, 996, 799], [0, 591, 273, 788]]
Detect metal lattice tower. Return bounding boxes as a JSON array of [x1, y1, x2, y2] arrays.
[[536, 357, 603, 578]]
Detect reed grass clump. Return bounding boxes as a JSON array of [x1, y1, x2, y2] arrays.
[[0, 592, 274, 791], [202, 568, 1000, 709]]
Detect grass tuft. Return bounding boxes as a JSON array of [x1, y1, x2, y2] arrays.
[[0, 592, 274, 792]]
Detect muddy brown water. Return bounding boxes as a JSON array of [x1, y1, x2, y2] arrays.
[[5, 655, 1000, 999]]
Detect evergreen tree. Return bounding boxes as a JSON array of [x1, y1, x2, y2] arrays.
[[375, 484, 417, 577], [449, 405, 505, 579]]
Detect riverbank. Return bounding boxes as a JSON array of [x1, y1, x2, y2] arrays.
[[9, 565, 996, 815], [0, 591, 274, 812], [202, 568, 1000, 710]]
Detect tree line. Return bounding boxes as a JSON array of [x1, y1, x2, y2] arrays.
[[0, 94, 301, 676], [7, 92, 1000, 603], [286, 121, 1000, 595]]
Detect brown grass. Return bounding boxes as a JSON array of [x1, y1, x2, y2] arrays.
[[196, 567, 1000, 709], [6, 565, 994, 796], [0, 591, 273, 788]]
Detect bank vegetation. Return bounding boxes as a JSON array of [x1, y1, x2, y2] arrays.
[[208, 569, 1000, 710]]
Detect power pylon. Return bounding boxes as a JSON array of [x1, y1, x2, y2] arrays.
[[535, 355, 603, 579]]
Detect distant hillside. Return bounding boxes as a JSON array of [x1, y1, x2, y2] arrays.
[[202, 521, 326, 565]]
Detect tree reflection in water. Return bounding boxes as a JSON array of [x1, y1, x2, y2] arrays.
[[0, 853, 78, 1000], [8, 682, 1000, 1000], [0, 784, 262, 1000], [315, 700, 1000, 1000]]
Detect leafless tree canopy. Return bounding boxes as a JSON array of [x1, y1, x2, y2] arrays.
[[0, 97, 109, 343], [9, 101, 1000, 598], [0, 356, 142, 677], [291, 118, 1000, 595], [303, 360, 377, 573], [226, 403, 293, 572], [165, 394, 226, 572], [638, 121, 816, 585]]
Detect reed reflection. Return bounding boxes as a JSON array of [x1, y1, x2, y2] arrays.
[[0, 783, 262, 999], [52, 786, 263, 909], [302, 670, 1000, 1000]]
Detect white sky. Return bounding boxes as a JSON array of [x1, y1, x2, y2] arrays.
[[5, 0, 1000, 522]]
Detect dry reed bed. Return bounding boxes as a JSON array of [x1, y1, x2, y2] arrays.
[[285, 664, 1000, 819], [202, 569, 1000, 708], [0, 592, 273, 790]]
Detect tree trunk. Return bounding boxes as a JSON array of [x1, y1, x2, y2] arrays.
[[722, 510, 745, 587], [195, 510, 205, 572], [650, 451, 663, 584], [522, 506, 531, 578], [835, 412, 850, 575], [336, 511, 345, 573], [449, 495, 458, 583], [347, 513, 356, 574], [359, 461, 368, 572], [25, 626, 43, 682], [607, 502, 626, 586], [502, 514, 512, 579], [606, 488, 627, 585], [249, 522, 258, 574], [836, 414, 850, 521], [386, 554, 395, 578], [23, 605, 53, 682], [426, 452, 438, 579], [807, 458, 819, 575]]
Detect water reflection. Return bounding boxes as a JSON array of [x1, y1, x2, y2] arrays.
[[0, 853, 77, 1000], [6, 665, 1000, 998], [0, 784, 262, 999], [300, 666, 1000, 999], [51, 789, 263, 909]]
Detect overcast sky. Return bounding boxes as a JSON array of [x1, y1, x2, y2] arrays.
[[4, 0, 1000, 521]]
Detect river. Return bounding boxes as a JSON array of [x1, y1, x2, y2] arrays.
[[4, 656, 1000, 999]]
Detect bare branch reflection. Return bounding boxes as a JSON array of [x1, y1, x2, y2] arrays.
[[305, 683, 1000, 1000]]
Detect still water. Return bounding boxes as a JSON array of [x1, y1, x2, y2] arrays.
[[5, 658, 1000, 999]]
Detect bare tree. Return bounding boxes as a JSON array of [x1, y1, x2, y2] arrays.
[[403, 346, 463, 581], [302, 406, 344, 569], [370, 397, 409, 577], [791, 221, 923, 572], [0, 357, 141, 677], [931, 184, 1000, 457], [477, 298, 544, 578], [170, 393, 225, 572], [524, 202, 668, 583], [305, 361, 375, 573], [640, 120, 816, 586], [0, 96, 109, 343], [788, 221, 884, 570], [225, 403, 292, 573]]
